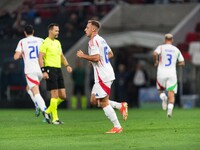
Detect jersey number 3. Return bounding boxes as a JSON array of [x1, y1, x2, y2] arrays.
[[165, 54, 172, 66], [29, 46, 39, 59]]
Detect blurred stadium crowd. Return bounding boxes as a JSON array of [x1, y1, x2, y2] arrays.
[[1, 0, 200, 40]]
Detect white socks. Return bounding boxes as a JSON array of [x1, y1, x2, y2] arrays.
[[160, 93, 174, 110], [27, 90, 37, 107], [103, 105, 121, 128], [34, 94, 47, 112], [168, 103, 174, 110], [160, 93, 167, 102], [109, 100, 121, 110], [27, 90, 46, 112]]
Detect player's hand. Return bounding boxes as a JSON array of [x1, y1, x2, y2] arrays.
[[76, 50, 84, 58], [66, 66, 72, 73], [43, 72, 49, 79]]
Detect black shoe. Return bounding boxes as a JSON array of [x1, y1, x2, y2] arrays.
[[42, 112, 51, 124]]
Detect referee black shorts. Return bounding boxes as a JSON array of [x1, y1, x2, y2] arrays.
[[45, 67, 65, 91]]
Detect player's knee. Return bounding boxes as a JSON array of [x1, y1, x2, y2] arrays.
[[90, 101, 96, 106], [90, 96, 97, 106], [90, 99, 97, 106], [59, 94, 67, 100], [99, 100, 108, 108]]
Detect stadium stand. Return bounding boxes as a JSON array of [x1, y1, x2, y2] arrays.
[[189, 41, 200, 56], [185, 32, 199, 43], [177, 42, 191, 61], [176, 21, 200, 61], [195, 22, 200, 32]]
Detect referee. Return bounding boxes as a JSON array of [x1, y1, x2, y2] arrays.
[[39, 23, 72, 124]]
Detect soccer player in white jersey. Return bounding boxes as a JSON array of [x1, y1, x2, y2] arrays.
[[153, 33, 185, 117], [77, 20, 128, 133], [14, 25, 50, 123]]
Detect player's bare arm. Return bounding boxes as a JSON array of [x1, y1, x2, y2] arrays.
[[13, 51, 22, 60], [108, 51, 114, 59], [61, 53, 72, 73], [152, 51, 159, 67], [38, 52, 49, 79], [177, 61, 185, 66], [76, 50, 100, 62]]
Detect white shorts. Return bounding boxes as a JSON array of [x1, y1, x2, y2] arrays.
[[156, 75, 177, 93], [25, 72, 43, 89], [91, 81, 113, 98]]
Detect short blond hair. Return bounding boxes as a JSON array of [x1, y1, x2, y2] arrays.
[[88, 20, 101, 29], [165, 33, 173, 40]]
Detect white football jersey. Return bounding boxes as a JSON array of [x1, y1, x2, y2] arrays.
[[154, 43, 184, 77], [15, 36, 43, 74], [88, 34, 115, 83]]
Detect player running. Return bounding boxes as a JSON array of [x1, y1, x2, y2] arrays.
[[14, 24, 50, 123], [77, 20, 128, 133], [153, 33, 185, 117]]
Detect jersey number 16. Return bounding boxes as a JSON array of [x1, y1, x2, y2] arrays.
[[104, 46, 109, 63]]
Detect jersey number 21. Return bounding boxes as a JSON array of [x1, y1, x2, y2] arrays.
[[29, 45, 39, 59]]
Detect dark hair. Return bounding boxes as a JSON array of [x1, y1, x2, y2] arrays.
[[88, 20, 101, 29], [48, 23, 59, 30], [24, 25, 34, 35]]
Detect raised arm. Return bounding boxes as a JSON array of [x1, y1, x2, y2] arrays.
[[77, 50, 100, 62]]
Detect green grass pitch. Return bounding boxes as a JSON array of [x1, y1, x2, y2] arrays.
[[0, 108, 199, 150]]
